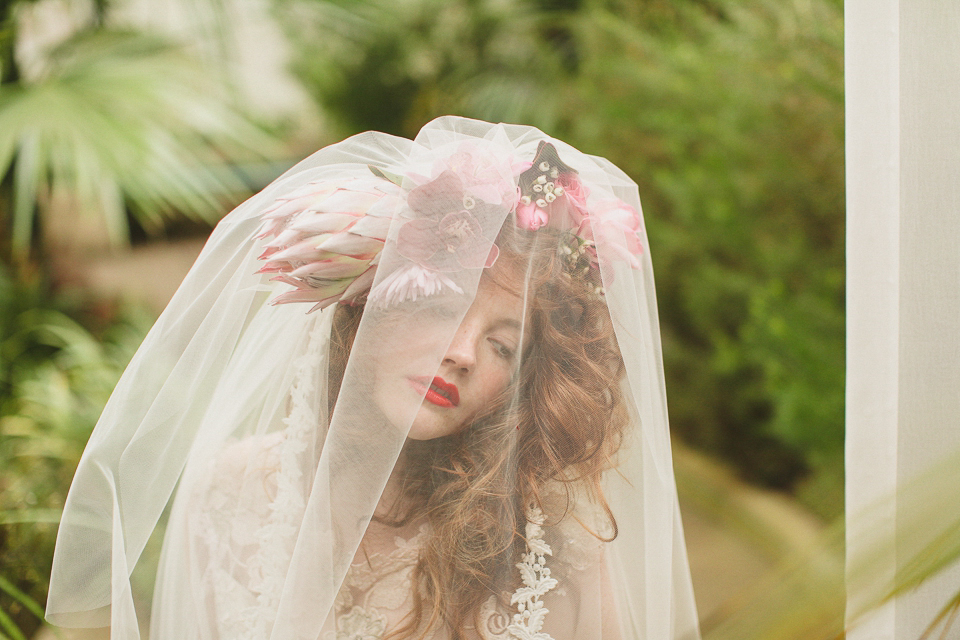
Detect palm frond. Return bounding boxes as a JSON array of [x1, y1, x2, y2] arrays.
[[0, 28, 277, 253]]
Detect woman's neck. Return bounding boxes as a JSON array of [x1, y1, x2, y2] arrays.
[[374, 448, 409, 520]]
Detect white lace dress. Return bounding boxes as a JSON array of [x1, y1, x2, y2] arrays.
[[160, 433, 619, 640], [321, 508, 612, 640]]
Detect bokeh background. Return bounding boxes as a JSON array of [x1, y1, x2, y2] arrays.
[[0, 0, 844, 637]]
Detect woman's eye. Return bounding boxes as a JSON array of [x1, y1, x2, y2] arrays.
[[490, 339, 516, 360]]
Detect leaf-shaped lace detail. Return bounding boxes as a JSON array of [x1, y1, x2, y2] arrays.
[[224, 319, 326, 638], [332, 606, 387, 640], [507, 507, 557, 640]]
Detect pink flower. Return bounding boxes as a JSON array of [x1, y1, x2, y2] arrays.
[[399, 171, 500, 273], [578, 199, 644, 270], [427, 143, 524, 208], [515, 195, 550, 231], [367, 264, 464, 309], [555, 174, 589, 221], [257, 177, 404, 311], [515, 141, 589, 232], [397, 210, 499, 272]]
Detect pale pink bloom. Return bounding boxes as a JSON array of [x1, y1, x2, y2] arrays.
[[426, 143, 524, 207], [515, 198, 550, 231], [258, 178, 403, 311], [366, 265, 463, 309], [577, 199, 645, 270], [400, 171, 500, 273]]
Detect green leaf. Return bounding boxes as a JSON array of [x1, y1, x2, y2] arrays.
[[0, 607, 27, 640], [0, 575, 45, 622], [0, 28, 279, 253]]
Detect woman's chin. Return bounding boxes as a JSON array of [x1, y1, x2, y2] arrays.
[[405, 407, 465, 441]]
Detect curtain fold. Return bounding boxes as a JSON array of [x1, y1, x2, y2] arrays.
[[846, 2, 960, 638]]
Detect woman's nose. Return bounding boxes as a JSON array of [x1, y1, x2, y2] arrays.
[[442, 322, 478, 372]]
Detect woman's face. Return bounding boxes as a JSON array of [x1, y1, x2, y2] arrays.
[[370, 272, 525, 440]]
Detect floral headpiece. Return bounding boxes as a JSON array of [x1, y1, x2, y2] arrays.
[[257, 142, 644, 312]]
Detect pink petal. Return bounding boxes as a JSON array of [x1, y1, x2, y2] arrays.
[[307, 295, 344, 313], [456, 239, 497, 270], [317, 233, 383, 259], [397, 218, 445, 264], [271, 290, 321, 305], [340, 265, 378, 302], [270, 236, 331, 262], [408, 171, 465, 216], [289, 212, 359, 234], [484, 244, 500, 268], [348, 214, 394, 241], [365, 194, 404, 218], [313, 189, 383, 214], [256, 262, 292, 274], [270, 274, 308, 288], [261, 194, 324, 220], [516, 202, 549, 231], [263, 228, 304, 248], [290, 256, 370, 279]]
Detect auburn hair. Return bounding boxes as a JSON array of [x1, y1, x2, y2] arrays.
[[328, 226, 628, 639]]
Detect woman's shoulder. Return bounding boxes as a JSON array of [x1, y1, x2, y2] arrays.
[[189, 431, 288, 511], [538, 481, 612, 572]]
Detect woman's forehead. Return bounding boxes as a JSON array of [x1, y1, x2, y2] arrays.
[[480, 255, 530, 301]]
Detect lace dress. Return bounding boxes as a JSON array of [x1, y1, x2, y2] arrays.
[[164, 433, 618, 640], [324, 519, 511, 640]]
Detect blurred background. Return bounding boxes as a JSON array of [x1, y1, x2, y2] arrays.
[[0, 0, 844, 637]]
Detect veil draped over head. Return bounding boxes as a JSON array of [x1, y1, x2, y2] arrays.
[[47, 117, 700, 640]]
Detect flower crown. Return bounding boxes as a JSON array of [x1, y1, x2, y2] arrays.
[[257, 142, 644, 312]]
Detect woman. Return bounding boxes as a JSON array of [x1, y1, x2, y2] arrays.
[[46, 117, 700, 639]]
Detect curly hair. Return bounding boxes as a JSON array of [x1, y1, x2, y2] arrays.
[[328, 227, 628, 640]]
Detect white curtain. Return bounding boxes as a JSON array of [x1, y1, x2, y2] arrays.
[[846, 1, 960, 638]]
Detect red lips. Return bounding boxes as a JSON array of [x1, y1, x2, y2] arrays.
[[411, 376, 460, 408]]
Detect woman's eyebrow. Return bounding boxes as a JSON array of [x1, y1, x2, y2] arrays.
[[491, 318, 523, 332]]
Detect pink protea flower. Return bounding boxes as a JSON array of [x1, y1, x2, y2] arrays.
[[257, 176, 404, 311]]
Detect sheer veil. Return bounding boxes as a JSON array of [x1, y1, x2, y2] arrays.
[[46, 117, 700, 640]]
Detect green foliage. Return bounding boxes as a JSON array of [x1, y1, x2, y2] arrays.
[[558, 0, 845, 516], [0, 4, 278, 259], [0, 265, 149, 637], [701, 446, 960, 640], [272, 0, 568, 138], [276, 0, 845, 516]]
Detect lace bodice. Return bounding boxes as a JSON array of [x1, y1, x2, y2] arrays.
[[175, 433, 616, 640], [324, 519, 521, 640]]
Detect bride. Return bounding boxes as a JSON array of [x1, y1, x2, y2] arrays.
[[46, 117, 700, 640]]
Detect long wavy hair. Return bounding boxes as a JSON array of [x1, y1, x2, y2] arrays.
[[328, 226, 628, 639]]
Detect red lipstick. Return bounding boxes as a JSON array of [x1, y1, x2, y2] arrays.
[[411, 376, 460, 408]]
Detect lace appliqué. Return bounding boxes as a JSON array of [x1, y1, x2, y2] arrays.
[[194, 319, 327, 640], [335, 523, 428, 614], [507, 507, 558, 640], [333, 606, 387, 640]]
